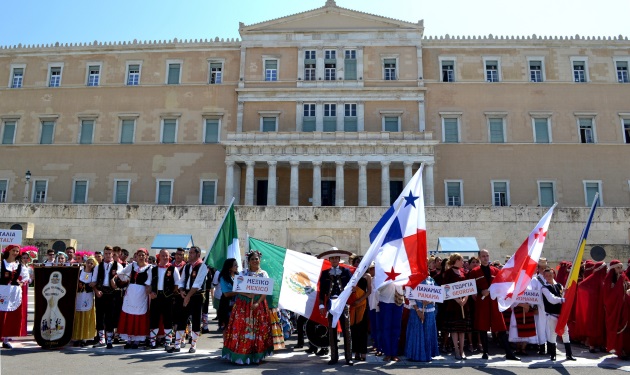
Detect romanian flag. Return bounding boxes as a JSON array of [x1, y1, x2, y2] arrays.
[[555, 193, 599, 336]]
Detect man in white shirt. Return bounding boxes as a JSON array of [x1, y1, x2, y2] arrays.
[[43, 249, 55, 266], [90, 246, 123, 349]]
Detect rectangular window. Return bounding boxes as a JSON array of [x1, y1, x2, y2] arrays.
[[384, 116, 399, 132], [161, 119, 177, 143], [210, 62, 222, 84], [323, 104, 337, 132], [40, 121, 55, 144], [204, 119, 219, 143], [262, 117, 277, 132], [443, 118, 459, 143], [624, 119, 630, 144], [344, 50, 357, 80], [584, 181, 601, 206], [538, 181, 555, 207], [265, 60, 277, 81], [11, 68, 23, 88], [529, 60, 543, 82], [485, 60, 499, 82], [127, 64, 140, 86], [446, 181, 462, 206], [33, 180, 47, 203], [200, 180, 217, 205], [384, 58, 396, 80], [441, 60, 455, 82], [0, 180, 7, 203], [303, 104, 316, 132], [72, 180, 88, 204], [87, 65, 100, 86], [120, 119, 135, 144], [156, 180, 173, 204], [578, 118, 595, 143], [324, 50, 336, 81], [533, 118, 550, 143], [304, 50, 316, 81], [573, 61, 586, 82], [114, 180, 130, 204], [2, 121, 16, 144], [492, 181, 509, 206], [79, 120, 94, 144], [616, 61, 629, 83], [344, 103, 357, 132], [167, 63, 181, 84], [49, 66, 61, 87], [489, 118, 505, 143]]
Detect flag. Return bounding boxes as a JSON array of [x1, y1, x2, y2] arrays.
[[248, 237, 329, 326], [205, 199, 242, 273], [489, 203, 557, 311], [370, 165, 428, 289], [555, 193, 599, 336]]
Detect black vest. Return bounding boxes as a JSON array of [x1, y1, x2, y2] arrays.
[[1, 260, 22, 285], [78, 270, 94, 293], [95, 261, 118, 286], [130, 265, 150, 285], [182, 262, 206, 292], [543, 283, 563, 315], [151, 265, 176, 295]]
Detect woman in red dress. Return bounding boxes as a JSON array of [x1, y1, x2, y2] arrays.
[[0, 245, 30, 349]]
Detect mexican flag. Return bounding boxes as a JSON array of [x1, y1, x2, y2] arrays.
[[249, 237, 328, 326], [205, 200, 242, 272]]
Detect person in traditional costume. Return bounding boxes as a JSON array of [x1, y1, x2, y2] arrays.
[[349, 256, 371, 362], [116, 248, 152, 349], [72, 256, 97, 346], [467, 249, 520, 360], [467, 256, 483, 352], [19, 250, 34, 337], [217, 258, 238, 332], [149, 249, 180, 350], [378, 279, 404, 362], [366, 262, 381, 356], [529, 258, 548, 355], [575, 260, 607, 352], [0, 245, 30, 349], [405, 275, 439, 362], [507, 291, 537, 356], [541, 268, 576, 361], [222, 250, 274, 364], [442, 253, 471, 360], [91, 246, 123, 348], [603, 259, 630, 359], [555, 261, 571, 286]]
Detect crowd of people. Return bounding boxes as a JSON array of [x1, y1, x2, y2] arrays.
[[3, 243, 630, 366]]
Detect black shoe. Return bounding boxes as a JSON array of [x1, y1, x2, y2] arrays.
[[131, 343, 139, 349], [73, 341, 81, 347], [295, 344, 304, 349], [124, 343, 132, 349], [201, 328, 210, 334], [346, 360, 354, 366], [327, 359, 338, 365], [212, 316, 219, 320], [167, 347, 180, 353], [589, 348, 597, 353], [2, 342, 13, 349], [93, 342, 106, 348], [317, 348, 329, 356], [113, 338, 120, 344], [482, 352, 489, 360], [106, 343, 113, 349], [564, 343, 576, 360], [189, 347, 196, 353], [305, 346, 316, 354], [538, 344, 546, 355], [144, 344, 157, 351], [506, 354, 521, 361]]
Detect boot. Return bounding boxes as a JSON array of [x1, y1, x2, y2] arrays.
[[537, 343, 546, 355], [500, 331, 520, 361], [548, 342, 556, 361], [564, 343, 576, 360], [480, 332, 489, 359]]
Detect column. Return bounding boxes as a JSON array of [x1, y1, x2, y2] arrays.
[[403, 161, 413, 186], [336, 101, 344, 131], [357, 101, 365, 131], [335, 161, 344, 206], [418, 99, 426, 132], [357, 47, 364, 83], [296, 101, 303, 132], [315, 101, 323, 132], [267, 161, 277, 206], [224, 161, 235, 205], [380, 161, 390, 206], [236, 101, 244, 133], [244, 161, 255, 206], [424, 161, 435, 206], [312, 161, 322, 207], [358, 161, 368, 207], [290, 161, 300, 206]]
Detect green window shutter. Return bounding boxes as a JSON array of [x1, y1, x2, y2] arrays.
[[262, 117, 276, 132], [167, 64, 180, 84], [41, 121, 55, 144], [344, 59, 357, 80], [73, 181, 87, 204], [162, 119, 177, 143], [323, 118, 337, 132], [157, 181, 172, 204], [205, 119, 219, 143], [344, 118, 357, 132], [115, 181, 129, 204], [384, 117, 398, 132], [585, 183, 599, 206], [489, 118, 504, 143], [540, 182, 554, 206], [80, 120, 94, 144], [201, 181, 216, 205], [2, 121, 16, 144], [302, 118, 316, 132], [443, 118, 459, 143], [534, 119, 549, 143], [121, 120, 135, 144]]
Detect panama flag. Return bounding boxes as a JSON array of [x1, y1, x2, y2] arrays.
[[369, 165, 428, 289], [205, 198, 242, 272], [555, 193, 599, 335], [489, 203, 557, 311]]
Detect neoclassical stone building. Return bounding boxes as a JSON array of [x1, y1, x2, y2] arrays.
[[0, 1, 629, 254]]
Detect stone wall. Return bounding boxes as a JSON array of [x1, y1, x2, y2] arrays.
[[1, 204, 628, 264]]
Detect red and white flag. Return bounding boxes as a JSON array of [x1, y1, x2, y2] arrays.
[[489, 203, 557, 311]]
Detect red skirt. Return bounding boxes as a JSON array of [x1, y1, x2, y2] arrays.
[[118, 311, 149, 337], [0, 309, 23, 338]]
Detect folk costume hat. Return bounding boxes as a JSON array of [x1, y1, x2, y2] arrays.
[[317, 246, 353, 260]]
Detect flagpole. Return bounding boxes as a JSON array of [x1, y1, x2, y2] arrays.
[[207, 196, 236, 256], [564, 193, 598, 290]]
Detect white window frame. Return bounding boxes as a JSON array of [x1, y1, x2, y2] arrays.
[[530, 113, 553, 143], [71, 179, 89, 204], [575, 113, 597, 144], [9, 63, 26, 88], [118, 116, 137, 144], [440, 112, 462, 143], [155, 179, 174, 204], [324, 49, 337, 81], [444, 180, 464, 206], [208, 59, 224, 84], [32, 179, 48, 203], [485, 112, 507, 143], [620, 113, 630, 144], [259, 111, 280, 132], [583, 180, 603, 206], [47, 63, 64, 87], [125, 60, 142, 86], [537, 180, 556, 207], [263, 57, 279, 82], [85, 62, 102, 87], [1, 118, 18, 144], [78, 118, 96, 144], [527, 56, 546, 83], [202, 117, 221, 144], [199, 179, 218, 205], [570, 57, 589, 83], [613, 57, 630, 83], [165, 59, 183, 84], [382, 55, 399, 81], [160, 118, 178, 144], [439, 56, 456, 82], [491, 180, 510, 206], [381, 115, 401, 132], [113, 179, 131, 204], [483, 56, 501, 82], [0, 178, 8, 203]]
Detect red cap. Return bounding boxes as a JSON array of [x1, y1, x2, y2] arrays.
[[610, 259, 622, 266]]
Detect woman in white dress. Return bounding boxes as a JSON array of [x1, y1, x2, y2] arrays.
[[72, 256, 98, 346]]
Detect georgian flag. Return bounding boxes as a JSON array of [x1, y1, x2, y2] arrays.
[[489, 203, 557, 311]]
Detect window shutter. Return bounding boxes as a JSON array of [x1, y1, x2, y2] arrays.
[[201, 181, 216, 205], [443, 118, 459, 143], [534, 119, 549, 143], [115, 181, 129, 204], [489, 118, 504, 143], [205, 119, 219, 143]]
